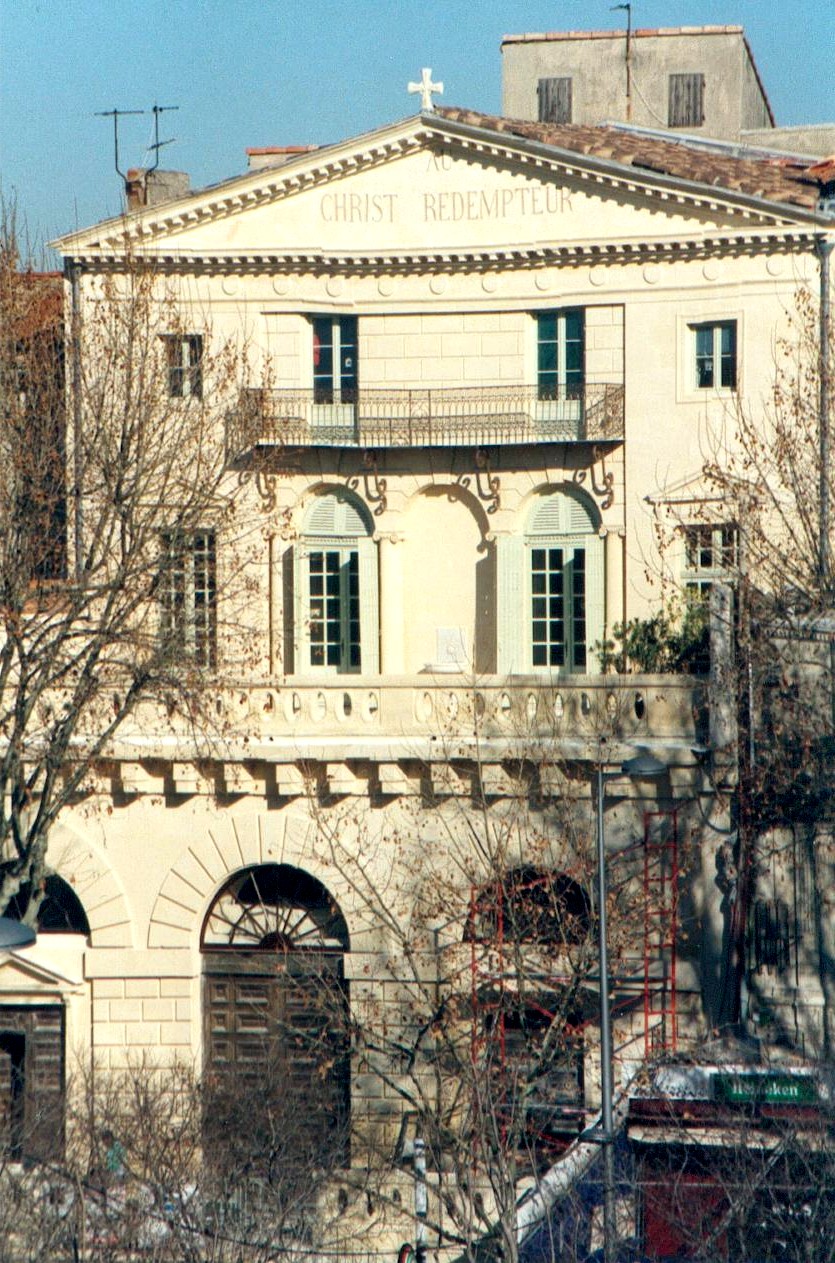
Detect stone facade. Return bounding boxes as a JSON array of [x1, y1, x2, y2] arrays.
[[1, 104, 832, 1254]]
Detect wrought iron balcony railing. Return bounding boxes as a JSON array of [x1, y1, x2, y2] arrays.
[[228, 382, 625, 453]]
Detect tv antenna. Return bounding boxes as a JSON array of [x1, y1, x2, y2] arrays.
[[611, 3, 633, 120], [95, 102, 179, 191], [147, 103, 179, 173], [95, 106, 145, 184]]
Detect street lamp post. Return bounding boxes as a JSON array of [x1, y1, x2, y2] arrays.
[[596, 748, 667, 1263]]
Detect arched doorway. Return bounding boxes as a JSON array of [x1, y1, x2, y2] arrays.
[[201, 864, 351, 1178], [1, 873, 86, 1161]]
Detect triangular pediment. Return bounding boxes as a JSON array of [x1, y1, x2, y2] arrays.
[[53, 113, 819, 264], [0, 944, 84, 993]]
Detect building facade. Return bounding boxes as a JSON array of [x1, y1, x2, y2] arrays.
[[2, 103, 833, 1255]]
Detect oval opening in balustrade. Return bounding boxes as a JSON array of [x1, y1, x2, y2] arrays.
[[634, 692, 645, 719], [553, 694, 564, 720], [606, 692, 617, 717], [341, 692, 353, 718], [364, 692, 379, 721], [580, 692, 591, 716], [311, 691, 327, 721], [526, 693, 538, 721]]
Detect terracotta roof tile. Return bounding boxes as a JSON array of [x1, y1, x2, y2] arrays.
[[436, 107, 824, 212]]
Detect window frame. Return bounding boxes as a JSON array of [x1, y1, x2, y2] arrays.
[[677, 313, 741, 401], [311, 315, 358, 405], [681, 523, 738, 600], [163, 333, 203, 399], [528, 540, 589, 673], [159, 528, 217, 669], [306, 544, 361, 673], [536, 308, 585, 402], [691, 319, 737, 391]]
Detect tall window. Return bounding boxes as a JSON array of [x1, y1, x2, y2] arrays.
[[201, 864, 350, 1175], [294, 492, 378, 675], [538, 77, 572, 124], [692, 320, 737, 389], [668, 73, 705, 128], [537, 309, 584, 400], [682, 523, 738, 599], [164, 334, 203, 399], [525, 489, 603, 674], [312, 316, 358, 404], [308, 548, 360, 669], [160, 530, 217, 668]]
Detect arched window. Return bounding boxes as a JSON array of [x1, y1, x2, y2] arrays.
[[293, 490, 378, 674], [466, 866, 591, 947], [5, 874, 90, 936], [201, 864, 350, 1175], [526, 489, 603, 674]]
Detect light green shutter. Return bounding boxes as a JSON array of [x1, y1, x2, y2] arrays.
[[357, 538, 379, 676], [496, 533, 525, 676], [584, 535, 605, 673]]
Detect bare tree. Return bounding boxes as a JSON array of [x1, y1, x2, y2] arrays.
[[306, 693, 661, 1262], [0, 207, 255, 923]]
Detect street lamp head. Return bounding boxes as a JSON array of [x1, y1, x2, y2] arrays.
[[622, 749, 668, 779], [0, 916, 36, 951]]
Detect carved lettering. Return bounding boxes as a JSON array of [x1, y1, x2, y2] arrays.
[[321, 183, 574, 224], [320, 192, 398, 223]]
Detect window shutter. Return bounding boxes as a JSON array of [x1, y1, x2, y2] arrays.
[[281, 545, 295, 675], [292, 543, 308, 674], [538, 77, 572, 124], [584, 536, 606, 672], [356, 538, 379, 675], [669, 73, 704, 127], [496, 534, 525, 675]]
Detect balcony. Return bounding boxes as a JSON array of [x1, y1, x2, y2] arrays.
[[227, 383, 625, 454]]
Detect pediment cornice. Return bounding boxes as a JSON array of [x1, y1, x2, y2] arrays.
[[53, 113, 826, 262], [71, 228, 819, 276]]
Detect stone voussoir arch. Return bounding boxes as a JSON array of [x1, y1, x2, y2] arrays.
[[46, 821, 134, 948], [148, 809, 364, 953]]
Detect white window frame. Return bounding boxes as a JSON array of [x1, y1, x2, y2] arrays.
[[292, 492, 379, 677], [676, 312, 742, 403], [163, 334, 203, 399], [526, 538, 597, 674], [681, 523, 738, 600], [159, 529, 217, 668]]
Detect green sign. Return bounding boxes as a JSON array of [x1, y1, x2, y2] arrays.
[[713, 1073, 817, 1105]]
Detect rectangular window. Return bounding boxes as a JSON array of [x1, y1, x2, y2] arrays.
[[164, 334, 203, 399], [538, 77, 572, 124], [312, 316, 358, 404], [160, 530, 217, 668], [668, 73, 705, 128], [683, 524, 738, 600], [308, 548, 360, 671], [692, 320, 736, 389], [537, 309, 584, 401], [531, 545, 586, 670]]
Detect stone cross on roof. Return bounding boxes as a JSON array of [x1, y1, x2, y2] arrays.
[[408, 67, 444, 112]]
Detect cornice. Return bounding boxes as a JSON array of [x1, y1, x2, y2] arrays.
[[63, 229, 820, 275]]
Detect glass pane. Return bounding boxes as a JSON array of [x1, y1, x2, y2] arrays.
[[695, 325, 714, 388]]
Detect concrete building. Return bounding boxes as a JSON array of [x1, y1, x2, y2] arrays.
[[502, 24, 835, 159], [2, 101, 834, 1255], [502, 26, 774, 141]]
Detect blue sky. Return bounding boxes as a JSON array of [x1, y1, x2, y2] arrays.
[[1, 0, 833, 257]]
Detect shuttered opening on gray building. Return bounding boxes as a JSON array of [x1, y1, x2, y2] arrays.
[[0, 1005, 65, 1162], [538, 77, 572, 124], [668, 73, 705, 128]]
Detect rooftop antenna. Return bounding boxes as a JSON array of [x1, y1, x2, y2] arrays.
[[95, 106, 146, 186], [611, 3, 633, 121], [147, 103, 179, 174]]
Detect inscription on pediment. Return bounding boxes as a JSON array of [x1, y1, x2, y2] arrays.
[[319, 185, 573, 225]]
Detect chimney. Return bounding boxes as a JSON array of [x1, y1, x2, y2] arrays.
[[125, 168, 191, 211], [246, 145, 319, 172]]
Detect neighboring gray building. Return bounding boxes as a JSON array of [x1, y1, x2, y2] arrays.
[[501, 24, 774, 142]]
